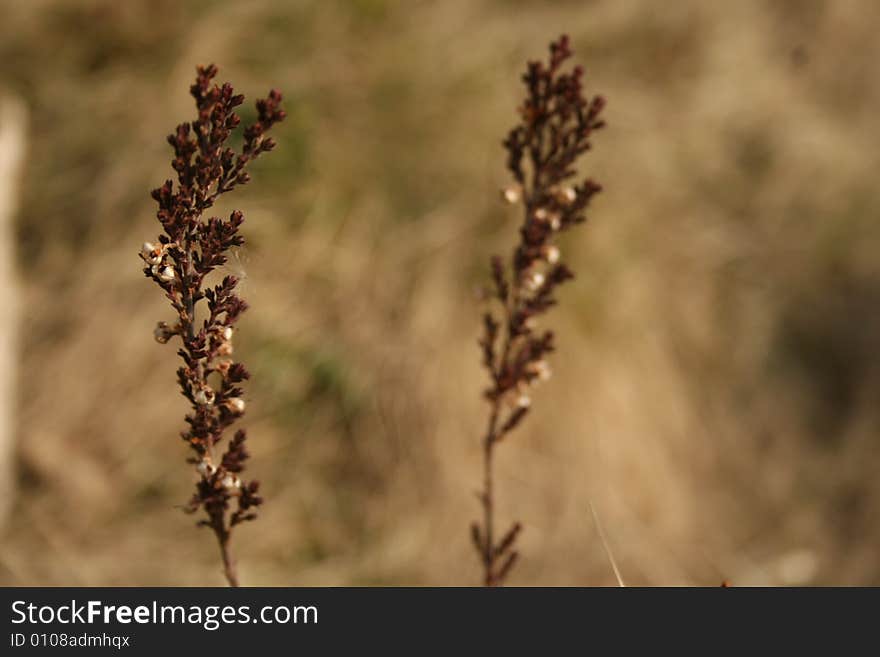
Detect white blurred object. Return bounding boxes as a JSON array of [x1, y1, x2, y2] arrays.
[[0, 93, 26, 531], [776, 548, 819, 585]]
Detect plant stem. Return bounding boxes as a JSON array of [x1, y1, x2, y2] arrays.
[[212, 521, 239, 587], [481, 256, 518, 587]]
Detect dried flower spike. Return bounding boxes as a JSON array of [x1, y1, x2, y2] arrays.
[[474, 35, 605, 586], [140, 64, 285, 586]]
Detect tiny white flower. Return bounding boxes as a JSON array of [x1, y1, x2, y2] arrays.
[[501, 185, 522, 204], [534, 208, 549, 221], [141, 241, 163, 265], [193, 386, 215, 406], [558, 187, 577, 204], [217, 342, 234, 356], [221, 326, 233, 341], [503, 387, 532, 409], [542, 245, 560, 264], [157, 265, 176, 282], [221, 473, 241, 490], [529, 360, 552, 381], [196, 459, 216, 477], [524, 271, 545, 292], [549, 213, 562, 231]]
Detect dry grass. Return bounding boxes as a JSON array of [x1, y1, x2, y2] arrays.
[[2, 0, 880, 585]]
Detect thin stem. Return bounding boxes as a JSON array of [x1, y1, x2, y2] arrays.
[[212, 521, 239, 587], [481, 403, 500, 586]]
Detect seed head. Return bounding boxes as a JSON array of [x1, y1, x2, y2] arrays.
[[475, 33, 604, 588], [141, 65, 284, 577]]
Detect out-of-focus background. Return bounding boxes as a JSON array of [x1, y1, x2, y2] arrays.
[[0, 0, 879, 586]]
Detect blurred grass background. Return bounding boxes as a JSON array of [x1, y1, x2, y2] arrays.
[[1, 0, 880, 585]]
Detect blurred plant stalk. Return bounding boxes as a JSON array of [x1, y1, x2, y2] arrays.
[[473, 35, 605, 586], [0, 94, 26, 532]]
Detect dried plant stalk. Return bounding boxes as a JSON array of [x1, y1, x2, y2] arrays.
[[140, 65, 285, 586], [473, 35, 605, 586]]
